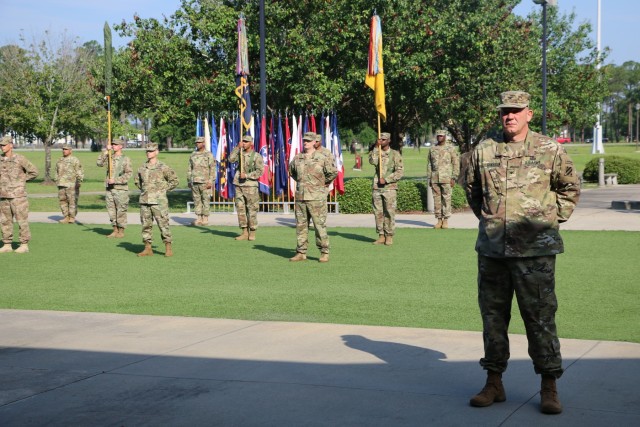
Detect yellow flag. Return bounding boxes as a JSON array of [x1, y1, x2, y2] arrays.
[[365, 14, 386, 121]]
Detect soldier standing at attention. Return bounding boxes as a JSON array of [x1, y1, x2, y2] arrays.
[[97, 140, 132, 238], [368, 132, 404, 246], [427, 130, 459, 229], [134, 143, 179, 257], [228, 135, 264, 241], [314, 133, 335, 164], [465, 91, 580, 414], [55, 143, 84, 224], [288, 132, 337, 262], [0, 135, 38, 254], [188, 136, 216, 226]]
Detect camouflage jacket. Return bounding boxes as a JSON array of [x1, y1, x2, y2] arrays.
[[55, 155, 84, 188], [134, 161, 179, 205], [188, 150, 216, 184], [228, 146, 265, 187], [427, 144, 459, 183], [0, 153, 38, 198], [289, 150, 338, 201], [316, 146, 336, 167], [464, 130, 580, 258], [97, 152, 132, 190], [368, 148, 404, 190]]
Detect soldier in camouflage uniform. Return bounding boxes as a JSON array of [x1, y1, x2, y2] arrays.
[[97, 140, 132, 238], [314, 133, 335, 165], [465, 91, 580, 415], [368, 132, 404, 246], [55, 144, 84, 224], [229, 135, 264, 241], [0, 136, 38, 254], [427, 130, 459, 229], [134, 143, 179, 257], [288, 132, 337, 262], [188, 136, 216, 226]]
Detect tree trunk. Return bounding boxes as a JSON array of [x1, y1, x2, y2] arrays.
[[165, 136, 173, 151], [43, 142, 54, 185]]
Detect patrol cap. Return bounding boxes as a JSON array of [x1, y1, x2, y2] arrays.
[[61, 143, 73, 150], [195, 136, 205, 143], [380, 132, 391, 140], [242, 135, 253, 142], [303, 132, 316, 141], [314, 134, 322, 142], [111, 139, 124, 146], [145, 143, 159, 152], [497, 91, 530, 110], [0, 135, 13, 146], [436, 129, 447, 136]]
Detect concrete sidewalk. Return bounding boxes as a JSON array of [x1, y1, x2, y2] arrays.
[[1, 310, 639, 426]]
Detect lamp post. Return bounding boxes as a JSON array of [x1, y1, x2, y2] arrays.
[[533, 0, 556, 135], [636, 103, 639, 149]]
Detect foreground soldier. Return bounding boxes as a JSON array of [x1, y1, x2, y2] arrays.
[[97, 140, 132, 238], [0, 136, 38, 254], [465, 91, 580, 414], [55, 144, 84, 224], [368, 132, 404, 246], [134, 143, 179, 257], [228, 135, 264, 241], [427, 130, 459, 229], [288, 132, 337, 262], [188, 136, 216, 226]]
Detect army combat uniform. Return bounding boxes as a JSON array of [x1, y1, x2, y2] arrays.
[[369, 147, 404, 240], [0, 137, 38, 252], [229, 144, 264, 236], [427, 142, 459, 222], [465, 129, 580, 378], [55, 147, 84, 222], [97, 144, 132, 236], [188, 148, 216, 225]]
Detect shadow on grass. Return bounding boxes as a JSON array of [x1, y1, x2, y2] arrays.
[[252, 244, 296, 260], [328, 230, 373, 243], [117, 241, 146, 255], [198, 227, 238, 238], [81, 225, 112, 237]]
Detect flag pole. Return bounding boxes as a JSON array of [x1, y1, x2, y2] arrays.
[[104, 22, 113, 180]]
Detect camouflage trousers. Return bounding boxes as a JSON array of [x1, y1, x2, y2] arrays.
[[430, 182, 452, 219], [58, 186, 79, 218], [234, 186, 259, 230], [105, 189, 129, 228], [191, 183, 211, 216], [372, 188, 397, 236], [294, 200, 329, 254], [140, 201, 172, 244], [0, 197, 31, 244], [477, 255, 563, 378]]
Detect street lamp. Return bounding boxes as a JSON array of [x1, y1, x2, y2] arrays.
[[533, 0, 557, 135]]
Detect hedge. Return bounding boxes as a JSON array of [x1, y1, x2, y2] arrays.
[[582, 156, 640, 184], [337, 177, 469, 214]]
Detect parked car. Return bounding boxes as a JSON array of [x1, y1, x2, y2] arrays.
[[556, 137, 571, 144]]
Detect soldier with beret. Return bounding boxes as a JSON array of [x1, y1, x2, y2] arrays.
[[188, 136, 216, 226], [0, 135, 38, 254], [134, 143, 179, 257], [465, 91, 580, 414], [55, 143, 84, 224], [427, 130, 459, 229], [97, 139, 132, 238], [288, 132, 337, 262], [228, 134, 264, 241], [368, 132, 404, 246]]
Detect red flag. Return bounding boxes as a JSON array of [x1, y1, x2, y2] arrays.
[[258, 115, 271, 194]]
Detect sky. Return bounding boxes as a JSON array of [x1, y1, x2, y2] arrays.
[[0, 0, 637, 66]]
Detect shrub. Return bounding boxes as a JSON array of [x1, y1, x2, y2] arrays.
[[338, 178, 372, 214], [582, 156, 640, 184]]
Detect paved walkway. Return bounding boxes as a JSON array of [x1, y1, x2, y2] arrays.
[[1, 185, 638, 426]]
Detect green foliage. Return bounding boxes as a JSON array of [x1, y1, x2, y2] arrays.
[[451, 184, 468, 210], [582, 155, 640, 184], [397, 180, 424, 212], [338, 178, 372, 214]]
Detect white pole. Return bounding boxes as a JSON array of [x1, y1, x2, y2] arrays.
[[592, 0, 604, 154]]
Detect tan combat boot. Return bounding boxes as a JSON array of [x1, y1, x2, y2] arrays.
[[470, 371, 506, 407], [14, 244, 30, 254], [116, 227, 125, 238], [200, 215, 209, 226], [385, 235, 394, 246], [67, 217, 76, 224], [442, 219, 449, 229], [0, 243, 13, 253], [372, 234, 385, 245], [106, 226, 119, 238], [289, 252, 307, 262], [235, 228, 249, 241], [248, 229, 256, 241], [434, 219, 443, 229], [540, 375, 562, 414], [137, 242, 153, 257], [58, 216, 69, 224], [191, 217, 201, 226], [319, 253, 329, 263], [164, 242, 173, 257]]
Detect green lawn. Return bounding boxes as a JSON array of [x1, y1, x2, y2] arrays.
[[2, 224, 638, 343]]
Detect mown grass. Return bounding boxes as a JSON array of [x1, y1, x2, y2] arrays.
[[2, 224, 638, 343]]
